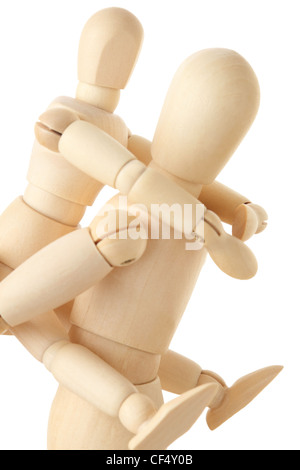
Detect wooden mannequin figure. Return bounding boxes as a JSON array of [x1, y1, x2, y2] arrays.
[[0, 45, 282, 450], [0, 8, 145, 350]]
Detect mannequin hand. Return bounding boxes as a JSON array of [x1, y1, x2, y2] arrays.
[[232, 203, 268, 241], [35, 108, 80, 153], [195, 210, 258, 280]]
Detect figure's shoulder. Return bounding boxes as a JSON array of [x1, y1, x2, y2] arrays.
[[48, 96, 128, 146]]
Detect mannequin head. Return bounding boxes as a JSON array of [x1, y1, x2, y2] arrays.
[[152, 49, 260, 184]]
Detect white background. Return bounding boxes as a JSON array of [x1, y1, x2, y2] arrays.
[[0, 0, 298, 450]]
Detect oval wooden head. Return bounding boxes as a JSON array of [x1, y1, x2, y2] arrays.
[[152, 48, 260, 184], [78, 8, 144, 90]]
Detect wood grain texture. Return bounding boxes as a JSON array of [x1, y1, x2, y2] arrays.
[[23, 184, 86, 227], [119, 393, 157, 434], [27, 140, 104, 206], [199, 181, 250, 225], [127, 135, 153, 166], [159, 350, 202, 394], [76, 83, 120, 113], [47, 378, 163, 450], [129, 384, 218, 450], [232, 203, 258, 241], [48, 96, 128, 145], [69, 326, 161, 385], [28, 97, 129, 205], [128, 168, 204, 235], [206, 366, 283, 430], [152, 49, 260, 184], [203, 210, 258, 279], [78, 8, 144, 89], [11, 312, 68, 362], [0, 228, 112, 326], [59, 120, 136, 189], [0, 197, 74, 269], [43, 340, 137, 416], [0, 20, 276, 451], [71, 197, 207, 355]]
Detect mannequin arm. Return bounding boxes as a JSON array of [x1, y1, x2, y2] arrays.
[[58, 122, 258, 280], [127, 134, 153, 166], [59, 121, 203, 232], [0, 223, 146, 329], [200, 181, 268, 241]]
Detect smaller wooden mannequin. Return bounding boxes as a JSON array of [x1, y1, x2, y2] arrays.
[[0, 7, 144, 349], [0, 48, 282, 450]]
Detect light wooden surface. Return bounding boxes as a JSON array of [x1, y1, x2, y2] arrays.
[[47, 378, 163, 450], [98, 226, 147, 267], [48, 96, 128, 144], [115, 160, 147, 195], [0, 224, 147, 328], [199, 181, 250, 225], [0, 228, 113, 326], [70, 326, 161, 386], [59, 120, 138, 189], [0, 197, 74, 270], [0, 261, 13, 283], [149, 161, 203, 198], [70, 202, 207, 355], [37, 107, 79, 141], [76, 83, 120, 113], [203, 210, 258, 279], [232, 203, 259, 241], [247, 203, 268, 234], [119, 393, 157, 434], [0, 316, 9, 335], [128, 167, 204, 234], [11, 312, 68, 362], [0, 10, 280, 451], [77, 8, 144, 90], [57, 96, 260, 281], [43, 340, 138, 417], [159, 350, 203, 395], [151, 49, 260, 184], [0, 4, 144, 353], [127, 135, 153, 166], [129, 384, 218, 450], [23, 185, 86, 227], [206, 366, 283, 430], [55, 45, 278, 450], [29, 96, 129, 207]]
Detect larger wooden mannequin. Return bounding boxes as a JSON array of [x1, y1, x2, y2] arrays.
[[0, 47, 282, 450]]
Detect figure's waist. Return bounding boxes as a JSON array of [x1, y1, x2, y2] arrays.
[[69, 325, 161, 385]]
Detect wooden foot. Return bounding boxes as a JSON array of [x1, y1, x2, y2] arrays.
[[206, 366, 283, 430], [129, 383, 218, 450]]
